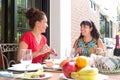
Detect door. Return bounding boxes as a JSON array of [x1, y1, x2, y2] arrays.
[[0, 0, 50, 44]]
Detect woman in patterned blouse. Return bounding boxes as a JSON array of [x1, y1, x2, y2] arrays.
[[73, 20, 105, 56]]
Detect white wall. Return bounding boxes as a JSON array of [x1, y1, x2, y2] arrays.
[[60, 0, 71, 59], [50, 0, 71, 59], [50, 0, 60, 59]]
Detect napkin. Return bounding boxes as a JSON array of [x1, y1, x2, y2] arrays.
[[0, 71, 13, 77]]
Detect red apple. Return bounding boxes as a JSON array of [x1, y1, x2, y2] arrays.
[[62, 61, 77, 78]]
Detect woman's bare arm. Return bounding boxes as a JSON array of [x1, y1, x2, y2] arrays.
[[97, 38, 105, 55], [17, 41, 55, 62], [73, 39, 79, 50], [17, 41, 28, 62], [17, 41, 41, 62], [73, 39, 79, 56]]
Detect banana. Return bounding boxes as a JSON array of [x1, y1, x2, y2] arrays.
[[78, 67, 98, 74], [71, 67, 98, 80]]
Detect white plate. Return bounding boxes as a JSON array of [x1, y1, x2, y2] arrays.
[[60, 73, 108, 80], [17, 72, 52, 80], [59, 74, 74, 80], [8, 63, 42, 72], [43, 64, 62, 70], [44, 59, 62, 65]]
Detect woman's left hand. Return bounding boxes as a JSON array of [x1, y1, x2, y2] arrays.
[[40, 44, 58, 56], [49, 48, 58, 56]]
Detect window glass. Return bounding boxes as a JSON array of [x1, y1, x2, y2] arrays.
[[89, 0, 96, 11], [100, 15, 106, 38], [100, 14, 112, 38], [16, 0, 34, 42]]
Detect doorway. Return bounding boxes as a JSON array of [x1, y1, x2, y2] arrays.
[[0, 0, 50, 44]]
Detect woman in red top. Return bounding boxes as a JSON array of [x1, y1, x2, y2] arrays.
[[17, 8, 56, 63]]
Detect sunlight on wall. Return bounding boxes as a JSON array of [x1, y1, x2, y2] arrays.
[[50, 0, 71, 59], [60, 0, 71, 59]]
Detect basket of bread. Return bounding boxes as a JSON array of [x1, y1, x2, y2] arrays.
[[91, 54, 120, 74]]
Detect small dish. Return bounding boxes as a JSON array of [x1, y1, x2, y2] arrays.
[[44, 59, 62, 65], [43, 64, 62, 72], [43, 64, 62, 70], [17, 72, 52, 80]]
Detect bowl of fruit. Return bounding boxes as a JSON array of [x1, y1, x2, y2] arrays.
[[60, 56, 99, 80]]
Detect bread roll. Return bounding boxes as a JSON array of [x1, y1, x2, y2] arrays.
[[45, 61, 54, 67]]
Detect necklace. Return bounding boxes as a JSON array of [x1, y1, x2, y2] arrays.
[[83, 37, 93, 43], [32, 31, 41, 44], [36, 35, 41, 44]]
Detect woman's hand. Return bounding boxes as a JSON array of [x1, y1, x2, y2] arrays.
[[94, 48, 104, 55], [40, 44, 51, 53], [49, 48, 58, 56], [75, 48, 83, 56], [40, 44, 57, 56]]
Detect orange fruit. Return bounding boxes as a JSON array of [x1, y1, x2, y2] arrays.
[[60, 58, 76, 68], [75, 56, 88, 69], [59, 59, 69, 68]]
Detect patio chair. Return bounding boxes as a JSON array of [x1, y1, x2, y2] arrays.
[[0, 43, 18, 70]]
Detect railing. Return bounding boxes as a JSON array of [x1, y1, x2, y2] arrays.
[[0, 43, 18, 70]]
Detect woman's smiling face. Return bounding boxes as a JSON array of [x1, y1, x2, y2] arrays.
[[40, 15, 48, 33], [36, 15, 48, 33], [80, 25, 92, 36]]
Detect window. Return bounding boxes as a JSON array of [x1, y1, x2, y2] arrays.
[[16, 0, 31, 42], [89, 0, 96, 11], [109, 21, 112, 38], [0, 0, 50, 43], [100, 14, 113, 38]]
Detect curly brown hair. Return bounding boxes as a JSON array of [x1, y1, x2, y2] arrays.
[[25, 7, 46, 29]]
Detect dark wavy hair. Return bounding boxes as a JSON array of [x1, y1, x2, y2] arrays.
[[79, 20, 100, 40], [25, 7, 46, 29]]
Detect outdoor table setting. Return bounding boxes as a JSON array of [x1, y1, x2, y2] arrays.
[[0, 59, 63, 80], [0, 58, 120, 80], [0, 48, 62, 80], [1, 49, 120, 80]]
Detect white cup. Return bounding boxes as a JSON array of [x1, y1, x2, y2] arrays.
[[105, 47, 113, 57]]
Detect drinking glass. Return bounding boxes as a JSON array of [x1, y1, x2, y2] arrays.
[[65, 48, 70, 59], [65, 48, 76, 58], [70, 48, 75, 58], [20, 49, 32, 74]]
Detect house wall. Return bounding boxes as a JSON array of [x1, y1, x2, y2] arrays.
[[50, 0, 118, 59]]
